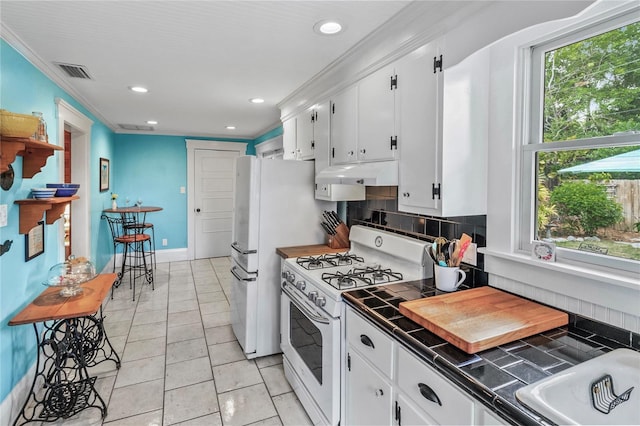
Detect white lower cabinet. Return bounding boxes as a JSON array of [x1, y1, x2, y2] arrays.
[[396, 345, 474, 425], [345, 349, 394, 425], [345, 306, 506, 425]]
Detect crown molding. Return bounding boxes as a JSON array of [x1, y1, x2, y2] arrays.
[[1, 24, 118, 132]]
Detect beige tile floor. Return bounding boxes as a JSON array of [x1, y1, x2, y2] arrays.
[[38, 257, 312, 426]]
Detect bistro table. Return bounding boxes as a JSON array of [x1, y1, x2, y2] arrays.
[[9, 274, 121, 425], [102, 206, 162, 289]]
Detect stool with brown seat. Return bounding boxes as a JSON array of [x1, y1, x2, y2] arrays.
[[122, 211, 156, 270], [102, 213, 154, 301]]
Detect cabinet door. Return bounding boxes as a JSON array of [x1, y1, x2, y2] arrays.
[[282, 117, 297, 160], [345, 350, 393, 426], [313, 102, 331, 170], [330, 86, 358, 165], [395, 393, 437, 426], [296, 109, 315, 160], [396, 42, 441, 214], [358, 64, 396, 162]]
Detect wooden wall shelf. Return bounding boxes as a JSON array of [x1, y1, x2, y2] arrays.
[[14, 196, 79, 234], [1, 137, 63, 178]]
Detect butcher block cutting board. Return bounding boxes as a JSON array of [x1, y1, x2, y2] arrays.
[[399, 287, 568, 354]]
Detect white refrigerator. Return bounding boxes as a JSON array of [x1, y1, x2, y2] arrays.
[[230, 156, 335, 358]]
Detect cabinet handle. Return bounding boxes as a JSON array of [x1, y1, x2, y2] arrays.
[[360, 334, 375, 348], [403, 192, 410, 197], [348, 150, 354, 156], [418, 383, 442, 406], [360, 148, 366, 154], [375, 389, 384, 397]]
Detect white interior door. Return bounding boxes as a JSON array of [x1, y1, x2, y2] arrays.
[[194, 149, 239, 258]]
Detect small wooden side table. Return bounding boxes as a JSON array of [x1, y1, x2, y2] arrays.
[[9, 274, 121, 425]]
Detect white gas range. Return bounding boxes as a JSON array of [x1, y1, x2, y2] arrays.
[[280, 225, 432, 426]]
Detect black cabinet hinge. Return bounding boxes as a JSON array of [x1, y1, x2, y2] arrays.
[[332, 147, 335, 158], [390, 136, 398, 150], [433, 54, 443, 73], [311, 141, 315, 149], [390, 75, 398, 90], [432, 183, 441, 200], [311, 113, 315, 123], [347, 353, 351, 371], [332, 103, 335, 114], [395, 401, 401, 425]]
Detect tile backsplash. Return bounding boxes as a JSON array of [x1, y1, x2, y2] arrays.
[[346, 187, 487, 287]]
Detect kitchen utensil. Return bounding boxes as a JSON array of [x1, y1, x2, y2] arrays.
[[434, 264, 466, 292], [399, 287, 568, 353], [450, 233, 472, 266], [456, 240, 471, 266]]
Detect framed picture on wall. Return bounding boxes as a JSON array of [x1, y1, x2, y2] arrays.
[[25, 221, 45, 261], [100, 157, 110, 192]]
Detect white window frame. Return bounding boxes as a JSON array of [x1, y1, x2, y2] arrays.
[[519, 10, 640, 274]]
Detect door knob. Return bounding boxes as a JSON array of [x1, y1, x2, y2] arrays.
[[196, 208, 201, 213]]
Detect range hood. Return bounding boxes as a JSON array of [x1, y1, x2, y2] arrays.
[[315, 161, 398, 186]]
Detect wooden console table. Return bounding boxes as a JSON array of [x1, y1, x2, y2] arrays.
[[9, 274, 121, 425]]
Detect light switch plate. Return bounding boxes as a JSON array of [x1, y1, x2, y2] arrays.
[[461, 243, 477, 266], [0, 204, 7, 227]]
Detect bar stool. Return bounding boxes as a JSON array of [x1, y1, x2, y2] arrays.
[[122, 211, 156, 270], [102, 213, 154, 301]]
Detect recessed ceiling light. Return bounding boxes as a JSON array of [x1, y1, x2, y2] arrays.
[[314, 20, 344, 35], [146, 120, 158, 125], [129, 86, 148, 93], [249, 98, 265, 104], [226, 126, 236, 130]]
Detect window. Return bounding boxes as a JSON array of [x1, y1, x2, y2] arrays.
[[522, 14, 640, 272]]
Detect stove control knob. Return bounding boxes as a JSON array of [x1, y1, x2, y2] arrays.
[[285, 272, 295, 283], [308, 291, 318, 302], [296, 281, 306, 291], [315, 296, 326, 308]]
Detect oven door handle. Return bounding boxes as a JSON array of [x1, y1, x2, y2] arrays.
[[231, 266, 257, 282], [282, 284, 330, 325]]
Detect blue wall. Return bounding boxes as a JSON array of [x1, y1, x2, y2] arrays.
[[0, 39, 116, 403], [112, 134, 254, 250], [0, 39, 278, 405]]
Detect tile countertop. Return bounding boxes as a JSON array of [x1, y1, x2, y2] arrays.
[[342, 280, 640, 426]]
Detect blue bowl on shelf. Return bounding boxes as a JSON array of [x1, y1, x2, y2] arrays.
[[31, 188, 57, 199], [47, 183, 80, 197]]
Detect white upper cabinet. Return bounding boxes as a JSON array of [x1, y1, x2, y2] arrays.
[[282, 117, 297, 160], [296, 108, 315, 160], [396, 41, 440, 213], [357, 64, 397, 162], [330, 86, 358, 165], [397, 39, 489, 217], [331, 65, 399, 165]]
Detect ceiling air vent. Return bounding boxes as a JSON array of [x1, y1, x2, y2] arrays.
[[54, 62, 92, 79], [118, 124, 155, 131]]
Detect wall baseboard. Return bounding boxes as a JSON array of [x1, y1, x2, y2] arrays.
[[0, 361, 37, 425], [100, 248, 190, 275]]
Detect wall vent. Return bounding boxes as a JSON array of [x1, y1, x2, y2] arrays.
[[54, 62, 92, 79], [118, 124, 155, 131]]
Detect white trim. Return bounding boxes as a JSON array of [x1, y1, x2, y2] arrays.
[[1, 26, 114, 131], [255, 135, 283, 158], [485, 0, 640, 331], [185, 140, 247, 260], [102, 249, 190, 275], [0, 361, 37, 426], [55, 98, 93, 263]]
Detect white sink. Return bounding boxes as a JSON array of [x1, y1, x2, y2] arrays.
[[516, 348, 640, 425]]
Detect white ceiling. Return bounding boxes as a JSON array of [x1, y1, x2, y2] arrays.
[[0, 1, 411, 139]]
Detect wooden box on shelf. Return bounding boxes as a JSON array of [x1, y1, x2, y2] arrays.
[[1, 137, 63, 178], [14, 196, 79, 234]]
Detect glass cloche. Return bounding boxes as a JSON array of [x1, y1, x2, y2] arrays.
[[44, 256, 97, 296]]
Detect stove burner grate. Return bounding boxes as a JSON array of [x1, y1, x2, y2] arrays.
[[296, 252, 365, 270]]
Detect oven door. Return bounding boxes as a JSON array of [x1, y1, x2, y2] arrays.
[[280, 282, 340, 425]]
